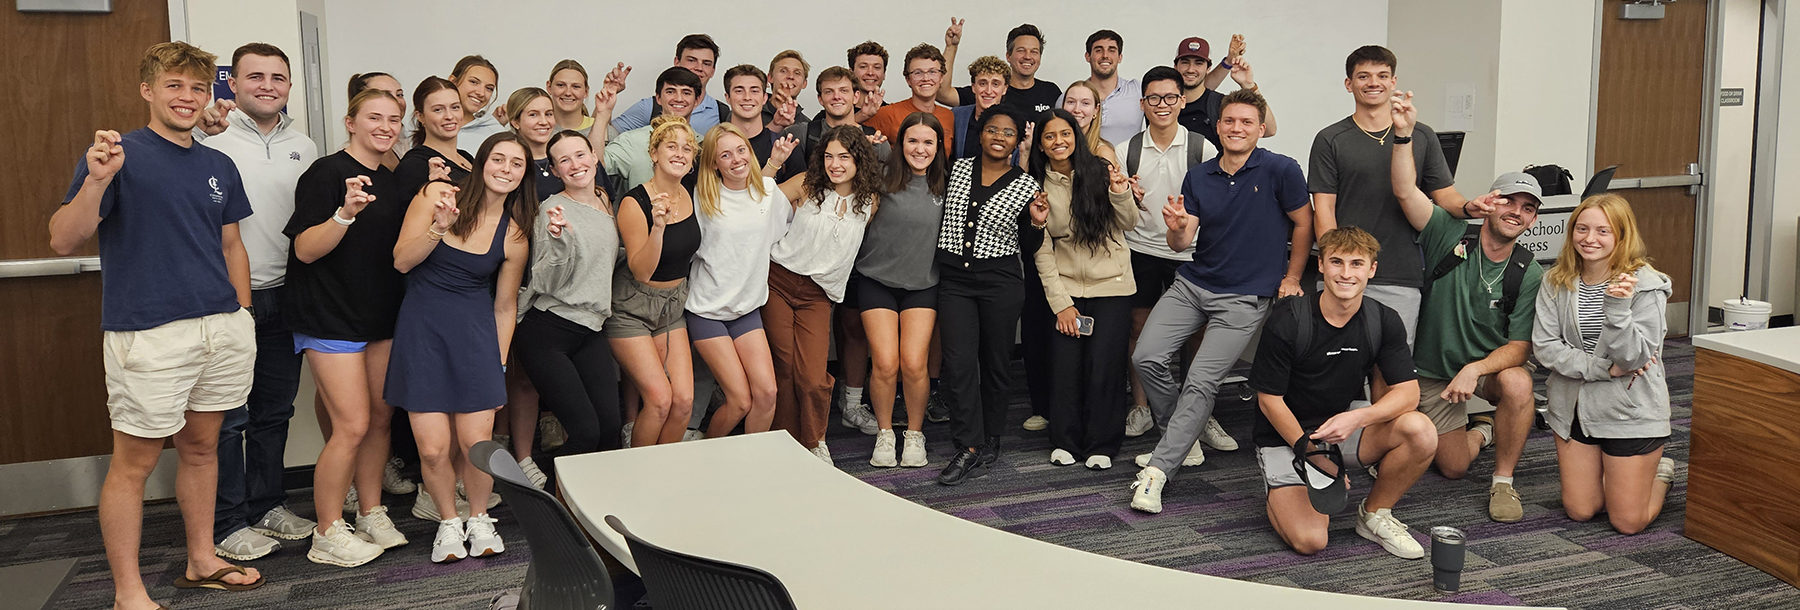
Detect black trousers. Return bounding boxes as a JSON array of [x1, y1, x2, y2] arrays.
[[1047, 295, 1132, 458], [515, 308, 622, 481], [1018, 254, 1055, 417], [937, 264, 1024, 450]]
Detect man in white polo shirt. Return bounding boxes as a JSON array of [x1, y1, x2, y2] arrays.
[[194, 42, 321, 562], [1078, 29, 1143, 146]]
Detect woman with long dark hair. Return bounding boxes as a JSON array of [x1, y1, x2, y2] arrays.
[[387, 132, 535, 563], [934, 107, 1049, 485], [859, 112, 948, 468], [769, 125, 881, 462], [1028, 108, 1138, 469], [514, 130, 619, 491]]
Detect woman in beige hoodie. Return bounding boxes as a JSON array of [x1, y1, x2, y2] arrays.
[[1532, 193, 1676, 535], [1029, 108, 1139, 470]]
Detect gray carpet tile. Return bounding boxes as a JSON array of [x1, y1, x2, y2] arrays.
[[3, 338, 1797, 609]]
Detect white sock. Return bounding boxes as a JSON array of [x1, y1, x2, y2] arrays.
[[1492, 474, 1514, 488], [845, 387, 864, 408]]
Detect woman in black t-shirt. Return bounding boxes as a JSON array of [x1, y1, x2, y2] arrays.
[[396, 77, 475, 202], [503, 87, 565, 202], [282, 88, 413, 566]]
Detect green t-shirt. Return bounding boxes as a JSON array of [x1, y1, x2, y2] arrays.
[[1413, 207, 1543, 380]]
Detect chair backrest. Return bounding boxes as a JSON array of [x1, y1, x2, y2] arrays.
[[469, 441, 614, 610], [604, 515, 798, 610]]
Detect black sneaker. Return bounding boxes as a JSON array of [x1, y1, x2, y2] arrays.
[[936, 448, 985, 486], [980, 436, 1000, 466], [926, 390, 951, 423]]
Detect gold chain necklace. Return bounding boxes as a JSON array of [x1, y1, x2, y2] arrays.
[[1361, 123, 1393, 146]]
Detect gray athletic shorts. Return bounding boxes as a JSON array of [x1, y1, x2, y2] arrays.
[[1255, 401, 1371, 490]]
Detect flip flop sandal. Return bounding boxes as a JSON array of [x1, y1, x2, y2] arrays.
[[173, 566, 265, 592]]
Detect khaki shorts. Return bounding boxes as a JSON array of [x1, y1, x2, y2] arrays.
[[604, 273, 689, 339], [103, 309, 255, 438], [1416, 375, 1494, 435]]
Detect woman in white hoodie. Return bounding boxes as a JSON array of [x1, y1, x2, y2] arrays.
[[1531, 193, 1675, 535]]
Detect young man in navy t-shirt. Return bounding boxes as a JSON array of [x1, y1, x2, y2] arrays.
[[49, 41, 263, 607], [1128, 89, 1313, 514]]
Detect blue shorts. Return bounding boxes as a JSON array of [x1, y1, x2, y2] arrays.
[[294, 332, 368, 354], [685, 310, 764, 341]]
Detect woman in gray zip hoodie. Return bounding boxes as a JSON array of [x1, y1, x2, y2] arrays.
[[1532, 194, 1676, 535]]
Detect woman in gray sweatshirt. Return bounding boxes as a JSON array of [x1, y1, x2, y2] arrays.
[[1532, 193, 1675, 535]]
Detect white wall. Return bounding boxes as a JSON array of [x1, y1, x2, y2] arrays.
[[1774, 1, 1800, 317], [1494, 0, 1596, 182], [1709, 0, 1761, 311], [1387, 0, 1501, 199], [183, 0, 312, 136], [313, 0, 1386, 163]]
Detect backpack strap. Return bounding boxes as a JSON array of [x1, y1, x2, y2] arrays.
[[1496, 244, 1533, 334], [1286, 294, 1314, 359], [1187, 130, 1207, 168], [1364, 296, 1383, 362], [1126, 132, 1145, 176]]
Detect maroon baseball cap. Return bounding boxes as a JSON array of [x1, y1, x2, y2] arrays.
[[1175, 37, 1211, 63]]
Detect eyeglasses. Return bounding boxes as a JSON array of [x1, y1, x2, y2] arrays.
[[906, 68, 944, 78], [983, 126, 1018, 138], [1142, 94, 1182, 107]]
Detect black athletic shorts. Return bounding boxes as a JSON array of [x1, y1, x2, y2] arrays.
[[856, 276, 938, 312], [1130, 250, 1186, 309], [1568, 403, 1668, 457]]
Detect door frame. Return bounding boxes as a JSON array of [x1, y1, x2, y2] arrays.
[[1586, 0, 1724, 336]]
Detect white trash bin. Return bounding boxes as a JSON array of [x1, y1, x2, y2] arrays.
[[1720, 298, 1772, 331]]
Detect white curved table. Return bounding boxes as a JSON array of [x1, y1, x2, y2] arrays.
[[556, 432, 1551, 609]]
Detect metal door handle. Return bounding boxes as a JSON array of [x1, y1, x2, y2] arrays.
[[0, 257, 102, 278]]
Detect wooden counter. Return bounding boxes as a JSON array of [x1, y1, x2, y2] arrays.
[[1688, 327, 1800, 587]]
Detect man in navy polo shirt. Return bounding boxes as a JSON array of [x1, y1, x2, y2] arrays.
[[1129, 88, 1313, 514], [50, 41, 263, 609]]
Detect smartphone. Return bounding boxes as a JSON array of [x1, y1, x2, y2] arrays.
[[1076, 315, 1095, 336]]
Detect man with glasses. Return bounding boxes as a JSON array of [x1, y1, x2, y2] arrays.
[[867, 43, 957, 150]]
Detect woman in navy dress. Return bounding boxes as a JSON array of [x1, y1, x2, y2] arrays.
[[387, 132, 534, 563]]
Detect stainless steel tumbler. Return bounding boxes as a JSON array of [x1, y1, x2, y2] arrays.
[[1430, 526, 1467, 594]]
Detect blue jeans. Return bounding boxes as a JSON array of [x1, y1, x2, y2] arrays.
[[214, 288, 302, 541]]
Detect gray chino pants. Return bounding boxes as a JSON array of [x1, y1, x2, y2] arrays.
[[1132, 277, 1269, 475]]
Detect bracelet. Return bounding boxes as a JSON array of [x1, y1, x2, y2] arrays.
[[1392, 135, 1413, 145], [1461, 201, 1475, 217], [332, 208, 355, 226], [427, 227, 447, 241]]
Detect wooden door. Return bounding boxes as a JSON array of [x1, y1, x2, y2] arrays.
[[1594, 0, 1708, 336], [0, 4, 170, 465]]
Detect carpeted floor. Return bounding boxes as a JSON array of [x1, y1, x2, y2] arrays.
[[4, 338, 1797, 609]]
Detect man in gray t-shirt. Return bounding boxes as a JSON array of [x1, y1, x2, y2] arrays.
[[1308, 45, 1480, 346]]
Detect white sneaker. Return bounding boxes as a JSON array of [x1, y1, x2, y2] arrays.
[[383, 457, 416, 494], [811, 440, 833, 464], [1124, 405, 1154, 437], [431, 518, 468, 563], [1049, 448, 1076, 466], [870, 430, 898, 467], [682, 429, 705, 442], [1356, 501, 1424, 559], [841, 404, 878, 435], [342, 486, 360, 513], [900, 431, 928, 468], [1022, 415, 1048, 431], [1086, 455, 1113, 470], [1135, 441, 1205, 468], [1656, 457, 1677, 484], [466, 513, 505, 557], [518, 457, 547, 490], [215, 527, 280, 561], [307, 519, 384, 567], [1130, 466, 1166, 514], [252, 505, 316, 541], [412, 489, 473, 521], [621, 421, 635, 448], [1200, 417, 1239, 451], [354, 505, 409, 549]]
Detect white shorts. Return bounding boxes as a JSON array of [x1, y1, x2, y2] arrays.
[[103, 309, 255, 438]]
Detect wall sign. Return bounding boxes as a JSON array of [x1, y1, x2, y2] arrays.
[[1720, 88, 1745, 107]]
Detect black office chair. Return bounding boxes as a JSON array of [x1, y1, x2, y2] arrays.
[[468, 440, 615, 610], [604, 515, 798, 610], [1582, 165, 1620, 200]]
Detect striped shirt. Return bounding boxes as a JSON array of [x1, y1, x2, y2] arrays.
[[1577, 280, 1607, 354]]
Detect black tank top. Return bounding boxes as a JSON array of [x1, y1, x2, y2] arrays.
[[628, 184, 700, 281]]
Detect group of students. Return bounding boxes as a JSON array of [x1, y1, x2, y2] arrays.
[[58, 20, 1677, 610]]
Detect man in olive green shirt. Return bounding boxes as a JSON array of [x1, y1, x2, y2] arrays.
[[1391, 92, 1542, 524]]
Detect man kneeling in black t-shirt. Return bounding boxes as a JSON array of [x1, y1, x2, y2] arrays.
[[1248, 227, 1438, 559]]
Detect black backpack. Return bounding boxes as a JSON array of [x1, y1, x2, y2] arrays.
[[1283, 293, 1382, 363], [1521, 164, 1574, 197], [1124, 130, 1209, 176], [1425, 224, 1534, 335]]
